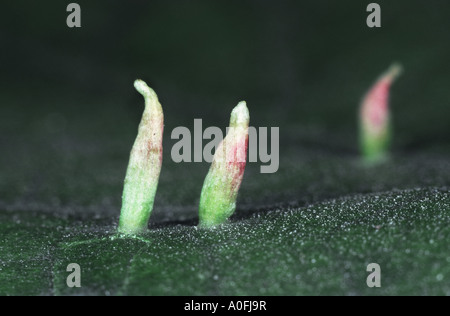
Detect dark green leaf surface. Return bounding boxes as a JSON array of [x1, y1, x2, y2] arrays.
[[1, 186, 449, 295]]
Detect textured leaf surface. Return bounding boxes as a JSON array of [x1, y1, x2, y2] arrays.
[[1, 187, 449, 295]]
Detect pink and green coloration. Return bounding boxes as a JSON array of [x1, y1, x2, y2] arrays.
[[199, 101, 250, 228], [118, 80, 164, 234], [359, 63, 402, 163]]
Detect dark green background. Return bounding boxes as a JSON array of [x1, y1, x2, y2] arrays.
[[0, 1, 449, 295]]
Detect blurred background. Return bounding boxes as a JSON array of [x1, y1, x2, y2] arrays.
[[0, 0, 449, 222]]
